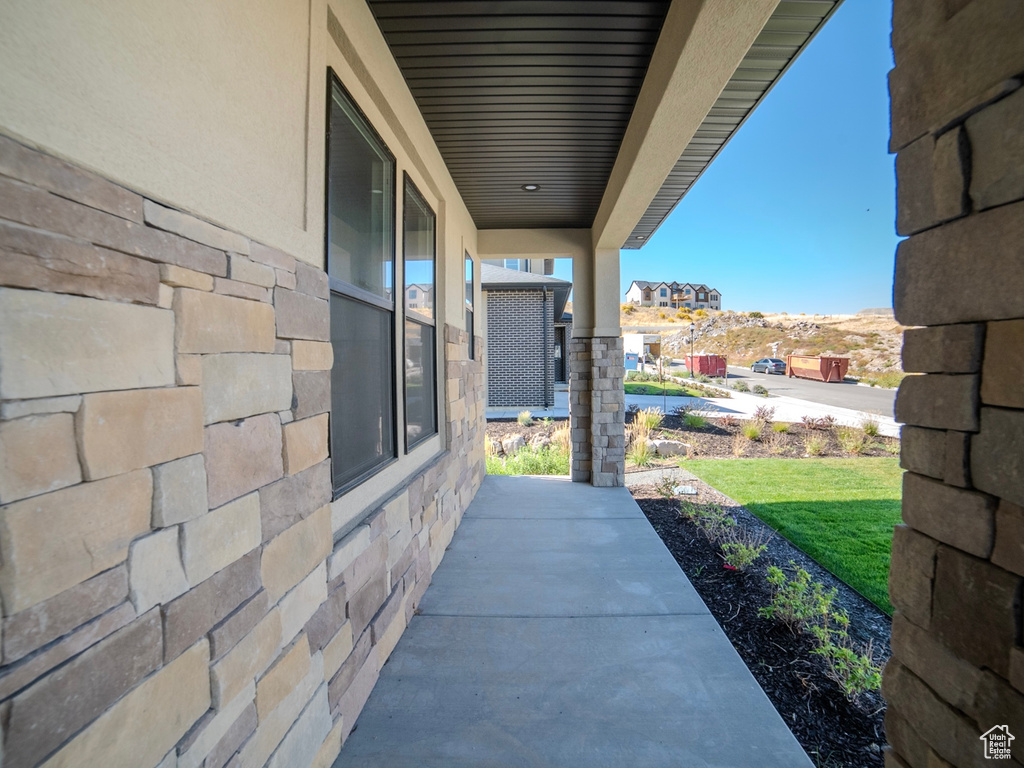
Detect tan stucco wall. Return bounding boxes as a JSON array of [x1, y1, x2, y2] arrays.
[[0, 0, 315, 261]]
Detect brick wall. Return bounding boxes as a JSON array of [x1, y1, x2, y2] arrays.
[[0, 135, 486, 767], [885, 2, 1024, 766], [485, 288, 553, 407]]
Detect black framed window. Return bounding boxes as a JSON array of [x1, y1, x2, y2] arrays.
[[403, 177, 437, 450], [465, 253, 475, 360], [326, 74, 397, 494]]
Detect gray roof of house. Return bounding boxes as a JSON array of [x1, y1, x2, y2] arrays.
[[480, 264, 571, 288], [481, 264, 572, 322]]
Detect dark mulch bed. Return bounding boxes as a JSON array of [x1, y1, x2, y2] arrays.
[[629, 412, 899, 461], [631, 479, 890, 768]]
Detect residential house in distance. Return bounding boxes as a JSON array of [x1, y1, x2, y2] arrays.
[[404, 283, 434, 313], [625, 280, 721, 310], [481, 264, 572, 408]]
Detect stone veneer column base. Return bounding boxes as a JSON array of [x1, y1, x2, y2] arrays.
[[569, 336, 625, 487]]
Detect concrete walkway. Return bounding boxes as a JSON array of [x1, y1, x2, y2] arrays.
[[334, 475, 812, 767]]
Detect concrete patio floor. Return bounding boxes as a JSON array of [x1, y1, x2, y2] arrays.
[[333, 475, 813, 768]]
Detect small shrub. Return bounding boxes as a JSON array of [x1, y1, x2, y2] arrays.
[[634, 407, 664, 434], [626, 403, 640, 417], [753, 405, 776, 424], [748, 311, 764, 319], [731, 432, 746, 457], [820, 415, 837, 430], [771, 422, 789, 433], [883, 440, 901, 456], [626, 439, 654, 467], [517, 410, 534, 426], [655, 478, 676, 499], [860, 415, 880, 437], [804, 433, 827, 456], [719, 528, 769, 571], [836, 425, 867, 455], [658, 311, 667, 318], [740, 419, 762, 441], [720, 414, 738, 428], [692, 503, 735, 542], [621, 303, 636, 314], [813, 634, 883, 703], [764, 429, 787, 455], [759, 562, 837, 633], [484, 434, 498, 456], [551, 427, 571, 453], [732, 381, 750, 392], [486, 445, 569, 476], [752, 384, 769, 396], [695, 373, 711, 384], [694, 308, 707, 318], [684, 412, 708, 429]]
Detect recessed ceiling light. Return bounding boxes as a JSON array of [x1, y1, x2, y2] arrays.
[[521, 184, 540, 191], [635, 235, 646, 240]]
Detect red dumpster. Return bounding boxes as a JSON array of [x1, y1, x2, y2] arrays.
[[685, 354, 727, 377], [786, 355, 849, 383]]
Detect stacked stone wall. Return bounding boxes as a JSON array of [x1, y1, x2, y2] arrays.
[[0, 135, 485, 767], [569, 336, 625, 487], [885, 2, 1024, 765]]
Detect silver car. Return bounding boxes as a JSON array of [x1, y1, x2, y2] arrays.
[[751, 358, 786, 375]]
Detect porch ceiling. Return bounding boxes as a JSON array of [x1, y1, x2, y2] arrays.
[[367, 0, 839, 241]]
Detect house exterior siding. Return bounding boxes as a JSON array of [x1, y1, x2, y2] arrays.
[[625, 280, 722, 310], [485, 289, 553, 408]]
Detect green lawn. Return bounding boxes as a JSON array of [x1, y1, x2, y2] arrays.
[[624, 380, 704, 398], [684, 458, 902, 614]]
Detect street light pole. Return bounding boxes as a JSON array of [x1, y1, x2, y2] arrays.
[[689, 321, 695, 379]]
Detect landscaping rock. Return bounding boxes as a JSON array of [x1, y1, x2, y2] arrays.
[[652, 439, 691, 457], [529, 434, 551, 449], [501, 435, 526, 455]]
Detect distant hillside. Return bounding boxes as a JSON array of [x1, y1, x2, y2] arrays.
[[620, 306, 907, 386]]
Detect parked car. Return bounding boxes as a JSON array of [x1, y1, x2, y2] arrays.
[[751, 358, 787, 375]]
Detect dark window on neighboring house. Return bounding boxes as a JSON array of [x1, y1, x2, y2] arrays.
[[465, 254, 475, 360], [326, 75, 397, 494], [403, 177, 438, 451], [660, 288, 667, 297]]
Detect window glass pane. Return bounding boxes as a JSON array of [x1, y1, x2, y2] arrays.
[[327, 86, 394, 301], [465, 254, 473, 307], [405, 319, 436, 448], [466, 308, 474, 361], [404, 182, 434, 322], [330, 294, 395, 490]]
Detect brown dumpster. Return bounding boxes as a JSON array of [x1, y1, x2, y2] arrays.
[[684, 354, 727, 377], [786, 355, 849, 383]]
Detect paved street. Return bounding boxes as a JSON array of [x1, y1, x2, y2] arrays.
[[722, 366, 896, 417]]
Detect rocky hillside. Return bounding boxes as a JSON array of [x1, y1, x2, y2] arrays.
[[624, 308, 907, 384]]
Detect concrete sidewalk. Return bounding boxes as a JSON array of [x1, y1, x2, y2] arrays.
[[333, 475, 812, 767]]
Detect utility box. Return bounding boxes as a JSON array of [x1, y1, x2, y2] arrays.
[[684, 354, 727, 377], [786, 355, 849, 382], [625, 352, 639, 371]]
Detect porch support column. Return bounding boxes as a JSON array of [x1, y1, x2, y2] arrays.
[[570, 247, 624, 487]]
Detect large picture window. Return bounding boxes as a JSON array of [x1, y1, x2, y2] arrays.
[[403, 177, 437, 450], [326, 76, 396, 493]]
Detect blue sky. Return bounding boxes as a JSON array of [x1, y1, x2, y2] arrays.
[[553, 0, 899, 315]]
